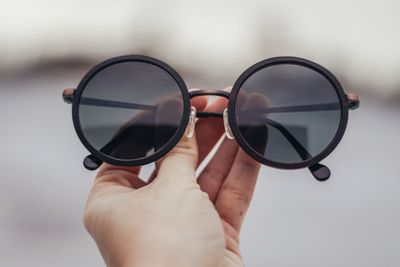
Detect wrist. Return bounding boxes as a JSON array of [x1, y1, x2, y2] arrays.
[[117, 249, 194, 267], [108, 234, 205, 267]]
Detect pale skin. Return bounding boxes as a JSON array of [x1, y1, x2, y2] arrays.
[[83, 94, 261, 267]]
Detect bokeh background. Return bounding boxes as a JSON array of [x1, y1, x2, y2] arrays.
[[0, 0, 399, 266]]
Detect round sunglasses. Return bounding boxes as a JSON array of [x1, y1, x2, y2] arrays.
[[63, 55, 359, 181]]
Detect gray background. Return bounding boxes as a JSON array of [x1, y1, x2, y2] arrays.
[[0, 0, 399, 266]]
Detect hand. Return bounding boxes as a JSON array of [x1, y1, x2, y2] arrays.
[[83, 94, 261, 267]]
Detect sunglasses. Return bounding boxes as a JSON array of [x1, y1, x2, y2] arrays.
[[63, 55, 359, 181]]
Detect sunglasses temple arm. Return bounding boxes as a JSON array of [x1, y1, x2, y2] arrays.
[[240, 103, 340, 115], [63, 85, 359, 113], [83, 154, 103, 170], [79, 97, 157, 111], [66, 96, 351, 115], [238, 95, 360, 115], [81, 99, 339, 113], [265, 118, 330, 181], [62, 88, 156, 111]]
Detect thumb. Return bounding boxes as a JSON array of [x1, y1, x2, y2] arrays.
[[152, 95, 207, 185], [157, 129, 198, 184]]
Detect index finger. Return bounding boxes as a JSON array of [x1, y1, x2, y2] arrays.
[[196, 96, 228, 164]]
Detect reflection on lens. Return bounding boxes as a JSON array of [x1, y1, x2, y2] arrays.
[[78, 61, 184, 161], [235, 63, 341, 164]]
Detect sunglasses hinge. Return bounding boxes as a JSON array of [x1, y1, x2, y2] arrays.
[[63, 88, 76, 104], [345, 93, 360, 110]]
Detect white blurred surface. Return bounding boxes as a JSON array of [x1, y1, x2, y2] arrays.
[[1, 0, 400, 97], [0, 68, 399, 267]]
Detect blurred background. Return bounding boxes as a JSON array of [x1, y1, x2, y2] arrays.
[[0, 0, 399, 266]]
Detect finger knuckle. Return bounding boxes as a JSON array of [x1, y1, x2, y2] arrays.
[[167, 147, 197, 161], [202, 166, 225, 183], [82, 207, 95, 234], [224, 185, 251, 205], [236, 160, 258, 175]]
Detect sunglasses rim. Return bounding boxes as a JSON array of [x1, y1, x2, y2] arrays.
[[72, 55, 191, 166], [228, 56, 349, 169]]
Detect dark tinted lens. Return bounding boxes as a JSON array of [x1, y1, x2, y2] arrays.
[[235, 63, 341, 165], [78, 61, 184, 161]]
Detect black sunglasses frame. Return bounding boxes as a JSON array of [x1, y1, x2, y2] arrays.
[[230, 57, 350, 170], [63, 55, 359, 181]]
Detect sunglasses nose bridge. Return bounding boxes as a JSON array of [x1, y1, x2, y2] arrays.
[[187, 107, 235, 140], [188, 89, 233, 139], [188, 89, 230, 98]]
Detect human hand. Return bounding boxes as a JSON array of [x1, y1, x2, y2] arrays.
[[83, 93, 261, 267]]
